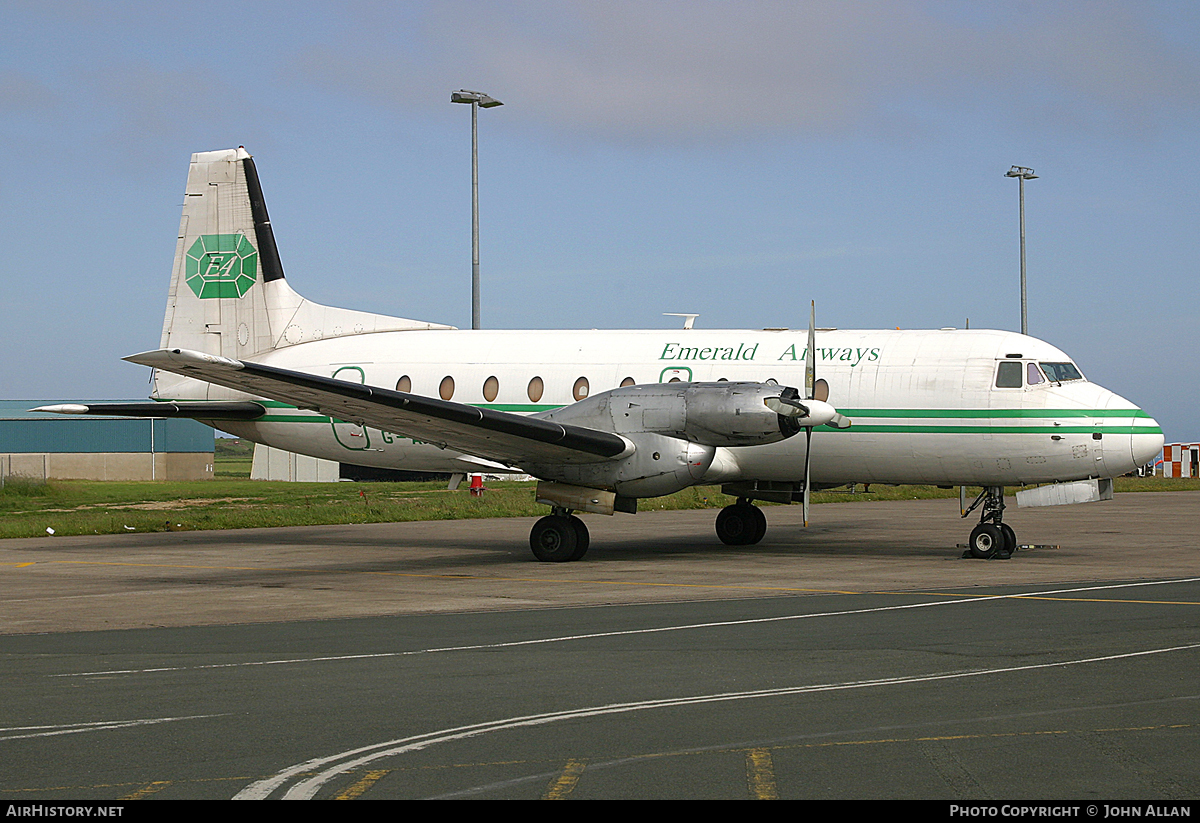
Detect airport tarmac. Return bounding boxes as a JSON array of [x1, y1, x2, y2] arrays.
[[1, 492, 1198, 800], [2, 491, 1199, 634]]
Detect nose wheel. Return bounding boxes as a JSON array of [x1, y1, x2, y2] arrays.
[[962, 486, 1017, 559]]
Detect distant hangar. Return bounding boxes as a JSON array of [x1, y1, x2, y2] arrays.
[[0, 401, 214, 481]]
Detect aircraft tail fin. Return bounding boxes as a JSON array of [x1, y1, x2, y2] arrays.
[[156, 148, 453, 399]]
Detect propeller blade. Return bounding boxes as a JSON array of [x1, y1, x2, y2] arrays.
[[805, 301, 816, 400], [767, 386, 809, 415], [803, 427, 812, 527]]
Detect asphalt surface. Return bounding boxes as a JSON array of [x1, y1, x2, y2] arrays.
[[1, 492, 1197, 800]]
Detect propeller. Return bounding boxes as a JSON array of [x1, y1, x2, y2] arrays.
[[765, 303, 851, 527], [803, 302, 817, 526]]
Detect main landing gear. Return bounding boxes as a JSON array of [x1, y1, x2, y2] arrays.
[[529, 499, 770, 560], [962, 486, 1017, 560], [715, 499, 767, 546], [529, 507, 590, 562]]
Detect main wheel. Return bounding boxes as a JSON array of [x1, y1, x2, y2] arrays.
[[968, 523, 1003, 559], [747, 505, 767, 545], [716, 504, 767, 546], [530, 515, 579, 562], [1000, 523, 1017, 557], [568, 515, 590, 561]]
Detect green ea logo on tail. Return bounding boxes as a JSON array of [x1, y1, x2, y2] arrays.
[[184, 234, 258, 299]]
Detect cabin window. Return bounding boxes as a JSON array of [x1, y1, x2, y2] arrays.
[[620, 377, 635, 387], [1040, 362, 1084, 383], [395, 375, 411, 393], [573, 377, 590, 401], [439, 375, 455, 400], [483, 376, 499, 402], [1026, 363, 1045, 386], [995, 361, 1023, 388], [528, 376, 544, 403]]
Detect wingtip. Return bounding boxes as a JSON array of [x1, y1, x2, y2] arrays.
[[124, 349, 243, 370], [30, 404, 90, 415]]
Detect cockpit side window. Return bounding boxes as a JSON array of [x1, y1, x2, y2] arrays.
[[1026, 362, 1045, 386], [1040, 362, 1084, 382], [995, 361, 1023, 388]]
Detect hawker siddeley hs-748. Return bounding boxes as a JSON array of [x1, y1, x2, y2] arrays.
[[38, 148, 1164, 562]]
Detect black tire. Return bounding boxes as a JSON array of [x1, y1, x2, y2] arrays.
[[530, 515, 579, 562], [716, 504, 766, 546], [748, 505, 767, 545], [1000, 523, 1017, 556], [968, 523, 1003, 559], [568, 515, 590, 561]]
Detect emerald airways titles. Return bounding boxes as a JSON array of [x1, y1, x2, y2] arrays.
[[659, 342, 881, 367]]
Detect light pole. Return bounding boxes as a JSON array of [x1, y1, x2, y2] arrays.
[[1005, 165, 1038, 335], [451, 89, 503, 330]]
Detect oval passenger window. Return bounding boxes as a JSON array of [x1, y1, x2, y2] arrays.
[[439, 376, 455, 400], [395, 375, 411, 393], [573, 377, 590, 401], [483, 375, 499, 402], [528, 376, 544, 403]]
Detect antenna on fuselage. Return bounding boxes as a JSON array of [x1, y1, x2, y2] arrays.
[[663, 313, 699, 330]]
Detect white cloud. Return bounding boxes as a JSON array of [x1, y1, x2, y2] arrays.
[[294, 0, 1200, 143]]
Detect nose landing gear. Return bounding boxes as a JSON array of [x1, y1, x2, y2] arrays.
[[962, 486, 1017, 560]]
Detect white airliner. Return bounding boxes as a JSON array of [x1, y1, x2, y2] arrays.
[[38, 148, 1164, 562]]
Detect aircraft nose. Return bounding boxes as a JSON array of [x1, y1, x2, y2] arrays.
[[1130, 413, 1165, 470], [1108, 393, 1164, 474]]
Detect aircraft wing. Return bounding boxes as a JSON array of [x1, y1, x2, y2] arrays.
[[31, 401, 267, 420], [123, 349, 631, 467]]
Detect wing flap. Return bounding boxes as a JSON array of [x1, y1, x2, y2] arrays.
[[124, 349, 631, 466]]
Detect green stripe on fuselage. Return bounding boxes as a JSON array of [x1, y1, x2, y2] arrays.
[[832, 424, 1161, 435], [839, 408, 1154, 419], [169, 399, 1161, 435]]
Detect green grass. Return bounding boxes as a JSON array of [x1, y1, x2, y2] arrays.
[[0, 478, 704, 539], [215, 437, 254, 478], [1, 473, 1195, 540]]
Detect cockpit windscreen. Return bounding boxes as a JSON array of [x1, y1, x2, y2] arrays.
[[1039, 362, 1084, 382]]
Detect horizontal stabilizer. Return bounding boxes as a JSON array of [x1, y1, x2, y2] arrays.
[[32, 401, 267, 420]]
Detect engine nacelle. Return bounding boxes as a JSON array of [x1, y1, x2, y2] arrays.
[[526, 432, 716, 499], [540, 382, 804, 448], [523, 382, 812, 498]]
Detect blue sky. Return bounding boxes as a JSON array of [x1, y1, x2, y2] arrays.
[[1, 1, 1197, 442]]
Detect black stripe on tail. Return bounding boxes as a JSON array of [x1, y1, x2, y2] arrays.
[[242, 155, 286, 283]]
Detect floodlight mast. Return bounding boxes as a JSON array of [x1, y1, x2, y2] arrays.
[[1005, 165, 1038, 336], [451, 90, 503, 330]]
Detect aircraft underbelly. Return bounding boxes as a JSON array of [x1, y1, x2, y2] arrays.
[[219, 420, 480, 473]]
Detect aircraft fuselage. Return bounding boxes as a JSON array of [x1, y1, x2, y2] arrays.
[[199, 326, 1162, 488]]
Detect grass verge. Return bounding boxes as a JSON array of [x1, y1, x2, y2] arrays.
[[1, 476, 1195, 540]]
